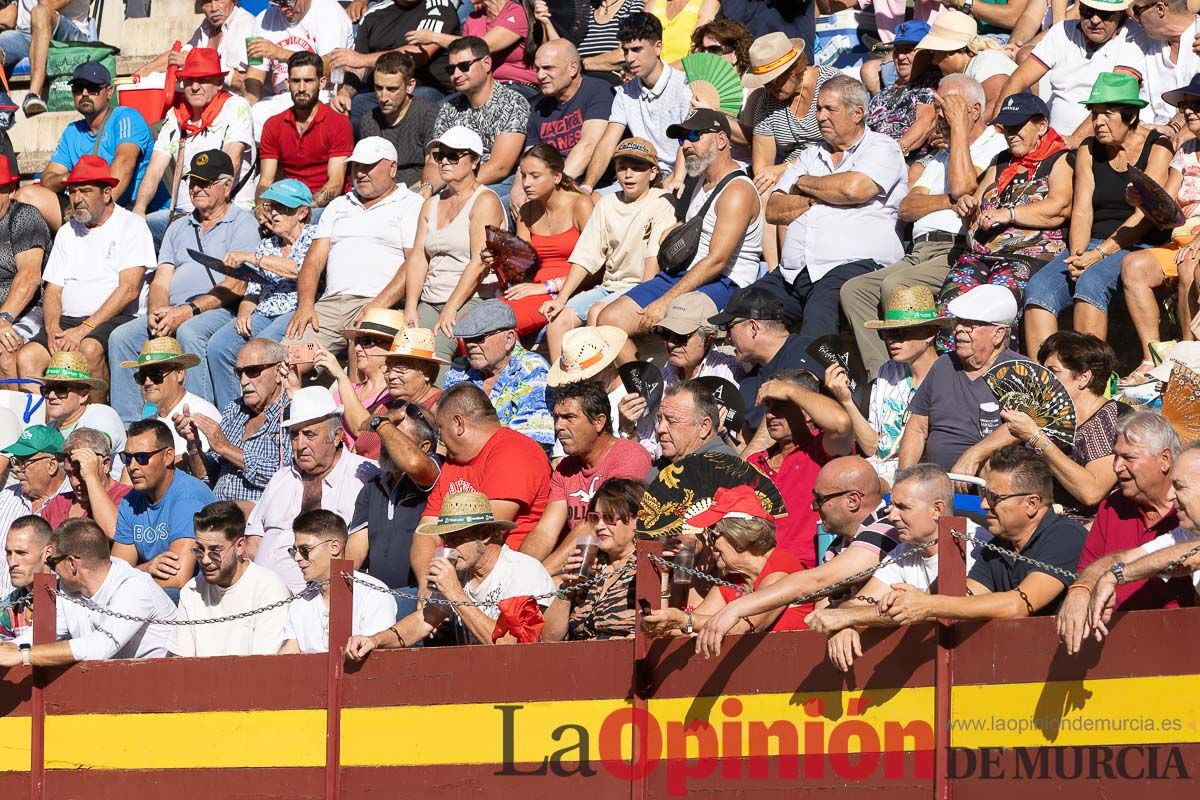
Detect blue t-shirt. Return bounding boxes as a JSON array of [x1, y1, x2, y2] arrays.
[[50, 106, 167, 209], [115, 470, 216, 563], [158, 207, 263, 305]]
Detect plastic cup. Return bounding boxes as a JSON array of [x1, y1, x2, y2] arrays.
[[573, 532, 600, 578], [246, 37, 263, 67], [428, 546, 460, 590]]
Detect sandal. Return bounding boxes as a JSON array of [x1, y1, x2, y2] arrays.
[[1119, 360, 1156, 387]]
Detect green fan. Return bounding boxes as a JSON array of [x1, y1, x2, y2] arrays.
[[681, 52, 744, 116]]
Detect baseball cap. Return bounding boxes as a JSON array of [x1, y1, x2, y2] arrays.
[[427, 126, 484, 158], [348, 136, 398, 165], [2, 425, 64, 457], [657, 292, 718, 336], [992, 93, 1050, 127], [613, 137, 659, 166], [666, 108, 732, 140], [71, 61, 111, 86], [708, 286, 787, 327], [184, 149, 234, 182], [453, 299, 517, 339], [259, 178, 315, 208], [893, 20, 931, 46], [944, 284, 1018, 326], [686, 485, 775, 529]]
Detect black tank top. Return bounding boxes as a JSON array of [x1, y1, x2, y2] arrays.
[[1088, 128, 1171, 244]]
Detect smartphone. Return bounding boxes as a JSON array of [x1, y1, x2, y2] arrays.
[[637, 599, 653, 614], [287, 342, 318, 365]]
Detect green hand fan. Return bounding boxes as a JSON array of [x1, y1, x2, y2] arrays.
[[681, 52, 743, 116]]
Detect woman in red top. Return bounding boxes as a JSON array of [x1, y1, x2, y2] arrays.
[[642, 485, 812, 637], [489, 144, 594, 337]]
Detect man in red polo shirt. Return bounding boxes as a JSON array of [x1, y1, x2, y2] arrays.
[[412, 383, 551, 586], [257, 50, 352, 215], [1058, 412, 1195, 655]]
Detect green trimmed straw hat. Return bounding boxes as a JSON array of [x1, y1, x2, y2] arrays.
[[864, 285, 951, 330]]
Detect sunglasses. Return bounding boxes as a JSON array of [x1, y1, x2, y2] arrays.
[[658, 329, 694, 347], [981, 490, 1034, 507], [676, 129, 705, 144], [10, 454, 56, 472], [1130, 1, 1158, 17], [1082, 7, 1122, 19], [234, 361, 282, 379], [190, 543, 233, 562], [432, 148, 471, 164], [699, 43, 733, 55], [40, 383, 83, 397], [135, 366, 177, 385], [269, 0, 296, 7], [404, 402, 433, 430], [810, 488, 859, 513], [120, 446, 169, 466], [584, 512, 624, 527], [288, 539, 338, 560], [45, 552, 73, 570], [70, 81, 107, 95], [447, 55, 487, 74]]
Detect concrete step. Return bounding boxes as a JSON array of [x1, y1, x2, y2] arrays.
[[118, 14, 204, 67]]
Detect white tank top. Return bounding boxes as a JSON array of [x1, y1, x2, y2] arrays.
[[687, 171, 763, 287]]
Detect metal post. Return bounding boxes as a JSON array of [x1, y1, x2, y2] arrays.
[[631, 540, 663, 800], [30, 573, 57, 800], [325, 559, 354, 800], [934, 516, 967, 800]]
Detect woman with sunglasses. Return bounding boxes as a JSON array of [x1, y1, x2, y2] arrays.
[[207, 179, 316, 410], [312, 327, 397, 458], [543, 478, 644, 641], [487, 144, 594, 338], [641, 485, 811, 639]]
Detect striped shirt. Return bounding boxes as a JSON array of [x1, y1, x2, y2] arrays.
[[578, 0, 646, 63], [752, 65, 838, 163]]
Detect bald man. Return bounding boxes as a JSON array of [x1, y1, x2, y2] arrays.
[[526, 39, 614, 180], [696, 455, 902, 657]]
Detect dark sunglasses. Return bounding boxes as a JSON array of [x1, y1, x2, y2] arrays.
[[269, 0, 296, 7], [234, 361, 282, 379], [810, 489, 859, 513], [699, 43, 733, 55], [40, 383, 83, 397], [1082, 7, 1122, 20], [45, 552, 73, 570], [675, 129, 705, 144], [658, 329, 694, 346], [981, 490, 1034, 507], [288, 539, 338, 560], [447, 55, 487, 74], [70, 81, 107, 95], [120, 446, 168, 466], [404, 402, 433, 430], [585, 511, 624, 527], [432, 148, 471, 164], [135, 366, 176, 384]]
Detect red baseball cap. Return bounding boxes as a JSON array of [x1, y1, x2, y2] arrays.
[[63, 155, 119, 187], [177, 48, 226, 80], [686, 485, 774, 528], [0, 159, 18, 187]]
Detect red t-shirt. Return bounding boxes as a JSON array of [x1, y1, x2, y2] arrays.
[[1080, 492, 1195, 611], [748, 432, 833, 569], [718, 548, 812, 631], [41, 482, 134, 529], [259, 102, 354, 195], [550, 438, 652, 532], [424, 427, 551, 551]]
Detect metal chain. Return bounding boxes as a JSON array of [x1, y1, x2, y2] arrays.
[[789, 539, 939, 606], [50, 580, 330, 626], [647, 552, 753, 594], [950, 528, 1078, 582], [1160, 539, 1200, 576]]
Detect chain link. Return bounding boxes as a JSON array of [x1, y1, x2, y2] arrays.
[[950, 528, 1078, 582], [646, 552, 753, 594], [50, 580, 330, 626], [789, 539, 939, 605], [1161, 539, 1200, 576]]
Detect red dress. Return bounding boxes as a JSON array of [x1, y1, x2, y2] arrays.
[[504, 227, 581, 337], [718, 549, 812, 632]]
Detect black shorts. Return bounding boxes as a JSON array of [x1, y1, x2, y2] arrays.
[[28, 314, 136, 351]]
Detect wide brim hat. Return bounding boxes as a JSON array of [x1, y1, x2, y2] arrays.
[[742, 33, 807, 89], [339, 308, 407, 341], [864, 285, 952, 330], [1081, 71, 1148, 108], [1162, 75, 1200, 108], [915, 9, 977, 52], [415, 491, 517, 537], [385, 327, 450, 365], [177, 47, 227, 80], [118, 337, 201, 370], [39, 350, 108, 390], [547, 325, 628, 387]]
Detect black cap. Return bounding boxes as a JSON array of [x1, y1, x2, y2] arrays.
[[708, 285, 787, 327], [991, 92, 1050, 127], [666, 108, 732, 140], [70, 61, 111, 86], [184, 149, 235, 182]]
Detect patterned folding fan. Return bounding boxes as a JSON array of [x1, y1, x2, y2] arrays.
[[485, 225, 538, 290], [681, 53, 744, 116], [1162, 363, 1200, 444], [637, 451, 785, 539], [984, 360, 1076, 451]]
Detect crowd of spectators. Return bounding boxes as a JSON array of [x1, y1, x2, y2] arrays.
[[4, 0, 1200, 675]]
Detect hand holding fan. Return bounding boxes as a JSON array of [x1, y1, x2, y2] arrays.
[[984, 360, 1076, 450], [1127, 164, 1187, 230], [1162, 363, 1200, 444], [186, 249, 282, 286], [485, 225, 539, 290], [681, 53, 744, 116], [618, 360, 664, 414]]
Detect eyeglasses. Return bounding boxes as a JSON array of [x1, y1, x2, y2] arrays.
[[135, 366, 176, 385], [120, 446, 169, 466], [234, 361, 282, 379], [585, 512, 624, 527], [1130, 1, 1158, 17], [45, 552, 73, 570], [189, 177, 227, 190], [447, 55, 487, 74], [70, 81, 107, 95], [288, 539, 339, 560], [981, 490, 1034, 507], [10, 454, 56, 472], [190, 543, 233, 562], [269, 0, 296, 7], [810, 489, 859, 512], [40, 383, 82, 397], [432, 148, 471, 164], [460, 330, 503, 345], [953, 319, 996, 332], [699, 43, 733, 55], [675, 130, 705, 144]]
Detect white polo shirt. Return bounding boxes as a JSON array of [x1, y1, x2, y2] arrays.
[[316, 186, 424, 299], [282, 570, 397, 653], [55, 558, 177, 661], [912, 125, 1008, 238], [170, 561, 292, 657], [777, 128, 908, 283], [609, 65, 693, 175], [1030, 20, 1149, 136], [43, 206, 157, 318], [1131, 18, 1200, 126]]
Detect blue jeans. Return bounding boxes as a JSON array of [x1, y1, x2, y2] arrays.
[[108, 308, 235, 423], [208, 310, 295, 411], [0, 16, 90, 68], [1024, 237, 1131, 316]]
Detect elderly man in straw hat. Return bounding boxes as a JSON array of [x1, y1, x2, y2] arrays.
[[38, 351, 125, 480], [247, 386, 380, 592], [345, 491, 555, 655], [444, 299, 555, 449], [828, 286, 939, 486], [121, 337, 222, 461]]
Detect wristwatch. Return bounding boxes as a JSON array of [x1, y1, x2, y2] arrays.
[[0, 312, 13, 324], [683, 612, 694, 635], [19, 643, 31, 666], [1110, 562, 1127, 585], [187, 301, 202, 317], [368, 415, 392, 432], [962, 0, 974, 14]]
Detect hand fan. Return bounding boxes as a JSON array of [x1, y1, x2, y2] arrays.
[[1127, 164, 1187, 230], [1162, 363, 1200, 444], [485, 225, 539, 289], [681, 52, 744, 116], [694, 375, 745, 431], [984, 360, 1076, 451], [618, 360, 664, 413]]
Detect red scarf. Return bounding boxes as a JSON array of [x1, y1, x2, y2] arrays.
[[491, 596, 545, 643], [173, 89, 231, 140], [994, 128, 1066, 199]]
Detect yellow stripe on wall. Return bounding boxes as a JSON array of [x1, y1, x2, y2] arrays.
[[0, 716, 31, 772]]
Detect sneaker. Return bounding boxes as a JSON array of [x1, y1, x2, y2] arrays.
[[22, 92, 46, 118]]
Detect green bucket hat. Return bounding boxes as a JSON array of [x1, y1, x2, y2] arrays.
[[2, 424, 64, 457], [1081, 72, 1148, 109]]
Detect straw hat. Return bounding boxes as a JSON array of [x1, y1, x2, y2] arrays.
[[742, 32, 806, 89], [38, 350, 108, 390], [385, 327, 450, 365], [547, 325, 628, 387], [339, 308, 407, 341], [864, 286, 951, 330], [415, 491, 517, 537], [118, 337, 201, 370]]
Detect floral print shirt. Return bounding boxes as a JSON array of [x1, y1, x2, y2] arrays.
[[865, 71, 939, 159], [443, 342, 555, 447], [246, 223, 317, 318]]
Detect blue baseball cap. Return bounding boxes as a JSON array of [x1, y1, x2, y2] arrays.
[[893, 21, 931, 46], [70, 61, 111, 86], [260, 178, 314, 209], [992, 92, 1050, 126]]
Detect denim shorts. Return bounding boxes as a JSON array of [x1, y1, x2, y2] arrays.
[[565, 285, 629, 321], [0, 16, 90, 67], [1024, 237, 1133, 316], [624, 271, 739, 309]]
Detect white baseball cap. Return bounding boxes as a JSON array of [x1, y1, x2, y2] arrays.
[[1149, 341, 1200, 382], [945, 284, 1018, 327], [347, 136, 398, 165], [281, 386, 344, 428], [427, 125, 484, 157]]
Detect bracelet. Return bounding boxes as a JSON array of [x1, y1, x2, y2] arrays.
[[741, 616, 757, 633], [1067, 582, 1093, 594], [1009, 207, 1016, 225], [387, 625, 407, 647], [853, 595, 879, 605], [80, 320, 95, 331]]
